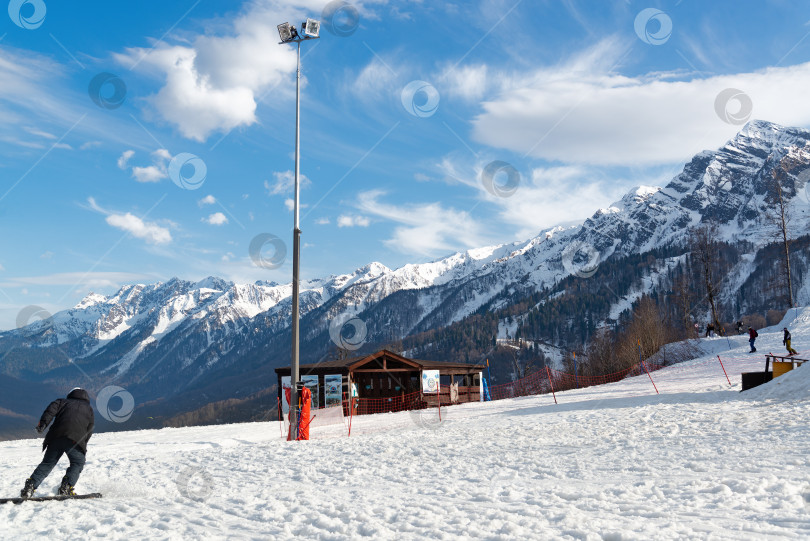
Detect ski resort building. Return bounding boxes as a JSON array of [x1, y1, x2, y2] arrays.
[[274, 350, 486, 415]]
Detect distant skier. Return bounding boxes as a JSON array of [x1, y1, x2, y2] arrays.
[[736, 321, 744, 335], [748, 326, 758, 353], [19, 388, 94, 499], [783, 328, 799, 356], [705, 323, 715, 338]]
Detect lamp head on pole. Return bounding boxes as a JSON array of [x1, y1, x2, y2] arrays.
[[277, 18, 320, 43], [277, 22, 294, 42], [302, 18, 320, 38]]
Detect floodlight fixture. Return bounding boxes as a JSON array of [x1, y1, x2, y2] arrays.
[[277, 22, 293, 42], [303, 18, 320, 38]]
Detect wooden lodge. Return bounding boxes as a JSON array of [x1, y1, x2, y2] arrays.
[[274, 350, 486, 415]]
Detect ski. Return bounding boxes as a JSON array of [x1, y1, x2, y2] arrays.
[[0, 493, 102, 505]]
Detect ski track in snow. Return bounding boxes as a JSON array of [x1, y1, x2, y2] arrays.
[[2, 310, 810, 540]]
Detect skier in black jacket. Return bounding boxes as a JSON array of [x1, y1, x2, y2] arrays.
[[784, 328, 799, 356], [20, 388, 94, 499]]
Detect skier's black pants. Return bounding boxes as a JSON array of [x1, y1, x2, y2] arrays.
[[30, 436, 86, 488]]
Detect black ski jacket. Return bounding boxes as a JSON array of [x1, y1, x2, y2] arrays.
[[39, 388, 95, 454], [784, 330, 792, 345]]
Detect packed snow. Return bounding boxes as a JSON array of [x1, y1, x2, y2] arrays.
[[1, 309, 809, 540]]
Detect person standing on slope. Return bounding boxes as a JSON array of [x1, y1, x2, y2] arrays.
[[748, 326, 758, 353], [783, 328, 799, 356], [19, 388, 94, 499]]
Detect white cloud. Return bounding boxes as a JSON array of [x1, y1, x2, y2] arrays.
[[131, 165, 166, 183], [433, 155, 631, 240], [284, 198, 295, 212], [355, 191, 487, 256], [204, 212, 228, 226], [503, 166, 628, 239], [24, 127, 56, 139], [84, 197, 172, 245], [106, 213, 172, 244], [439, 64, 489, 102], [472, 39, 810, 166], [352, 57, 400, 98], [153, 148, 171, 161], [40, 251, 54, 260], [315, 217, 330, 225], [337, 215, 371, 228], [198, 195, 216, 206], [121, 149, 171, 183], [0, 263, 4, 271], [265, 170, 311, 195], [113, 0, 310, 142]]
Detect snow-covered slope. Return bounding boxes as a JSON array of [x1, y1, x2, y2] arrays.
[[1, 309, 807, 539]]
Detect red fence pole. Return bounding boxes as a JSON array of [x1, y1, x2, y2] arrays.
[[717, 355, 731, 386], [348, 396, 354, 437], [638, 339, 659, 395], [640, 360, 659, 395], [278, 397, 283, 438], [437, 383, 442, 422], [546, 366, 557, 404]]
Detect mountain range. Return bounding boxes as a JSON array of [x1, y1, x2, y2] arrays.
[[2, 119, 809, 436]]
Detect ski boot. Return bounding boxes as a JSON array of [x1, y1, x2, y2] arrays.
[[58, 476, 76, 497], [20, 478, 35, 499]]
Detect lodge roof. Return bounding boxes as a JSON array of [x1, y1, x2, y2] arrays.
[[274, 349, 486, 374]]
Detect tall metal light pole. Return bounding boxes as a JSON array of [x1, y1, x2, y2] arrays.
[[277, 18, 320, 440]]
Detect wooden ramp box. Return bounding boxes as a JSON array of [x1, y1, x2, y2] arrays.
[[741, 371, 772, 391], [772, 361, 794, 379]]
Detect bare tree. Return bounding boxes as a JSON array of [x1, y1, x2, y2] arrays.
[[670, 271, 694, 337], [768, 156, 801, 308], [582, 327, 618, 376], [689, 223, 722, 332]]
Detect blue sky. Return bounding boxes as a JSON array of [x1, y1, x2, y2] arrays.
[[1, 0, 810, 329]]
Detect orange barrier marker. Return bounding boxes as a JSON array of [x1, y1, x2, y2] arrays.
[[717, 355, 731, 386], [546, 366, 557, 404], [640, 360, 659, 394]]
